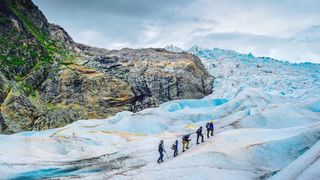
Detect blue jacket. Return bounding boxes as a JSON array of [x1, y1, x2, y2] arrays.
[[209, 123, 214, 130]]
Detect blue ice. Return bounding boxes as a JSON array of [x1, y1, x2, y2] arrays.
[[161, 98, 228, 112]]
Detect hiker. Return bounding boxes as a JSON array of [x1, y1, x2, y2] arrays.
[[171, 140, 179, 157], [157, 140, 166, 164], [210, 121, 214, 136], [182, 134, 191, 152], [206, 122, 211, 138], [196, 126, 204, 144]]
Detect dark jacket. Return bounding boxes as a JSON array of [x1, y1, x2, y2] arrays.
[[182, 135, 190, 141], [206, 123, 210, 130], [158, 143, 165, 153], [197, 128, 203, 135]]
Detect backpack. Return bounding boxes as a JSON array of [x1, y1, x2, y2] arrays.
[[206, 123, 210, 129], [158, 143, 163, 152], [171, 144, 176, 150], [182, 135, 189, 141]]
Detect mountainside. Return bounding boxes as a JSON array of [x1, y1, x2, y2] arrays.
[[0, 0, 213, 134]]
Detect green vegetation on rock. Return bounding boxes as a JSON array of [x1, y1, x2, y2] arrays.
[[0, 0, 213, 134]]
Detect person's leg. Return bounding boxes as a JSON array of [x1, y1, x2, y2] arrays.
[[211, 129, 213, 136], [207, 129, 210, 138], [157, 152, 161, 163], [183, 142, 186, 152], [201, 134, 204, 142], [160, 152, 164, 162], [197, 135, 199, 144], [186, 141, 189, 149]]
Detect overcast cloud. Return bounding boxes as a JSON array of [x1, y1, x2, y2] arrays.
[[33, 0, 320, 63]]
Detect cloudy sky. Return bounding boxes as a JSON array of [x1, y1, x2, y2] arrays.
[[33, 0, 320, 63]]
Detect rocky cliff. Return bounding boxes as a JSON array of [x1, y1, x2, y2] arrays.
[[0, 0, 214, 134]]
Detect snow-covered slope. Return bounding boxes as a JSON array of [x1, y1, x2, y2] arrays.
[[0, 47, 319, 179], [269, 140, 320, 180]]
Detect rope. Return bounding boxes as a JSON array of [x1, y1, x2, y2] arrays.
[[174, 131, 197, 138]]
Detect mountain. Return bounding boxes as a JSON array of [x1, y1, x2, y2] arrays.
[[0, 0, 213, 134], [166, 45, 320, 99], [164, 45, 184, 53]]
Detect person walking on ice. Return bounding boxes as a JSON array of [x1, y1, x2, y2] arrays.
[[210, 121, 215, 137], [206, 122, 211, 138], [182, 134, 191, 152], [171, 140, 179, 157], [196, 126, 204, 144], [157, 140, 166, 164]]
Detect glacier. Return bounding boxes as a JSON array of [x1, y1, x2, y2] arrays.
[[0, 47, 319, 179]]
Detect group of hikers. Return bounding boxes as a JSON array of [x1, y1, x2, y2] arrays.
[[157, 121, 215, 164]]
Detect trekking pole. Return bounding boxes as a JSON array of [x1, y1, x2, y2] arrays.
[[165, 151, 169, 159]]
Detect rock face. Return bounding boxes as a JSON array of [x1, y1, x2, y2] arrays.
[[80, 47, 213, 111], [0, 0, 214, 134]]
